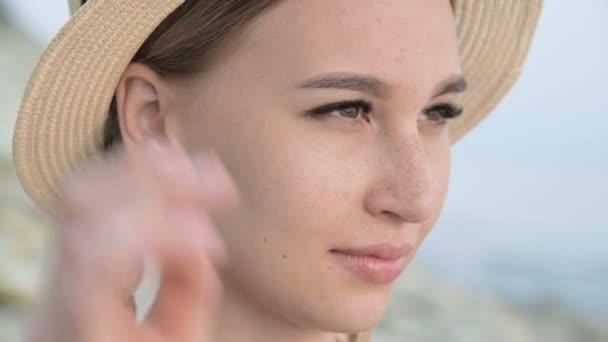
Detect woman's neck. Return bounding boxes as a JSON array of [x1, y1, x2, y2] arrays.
[[212, 281, 354, 342]]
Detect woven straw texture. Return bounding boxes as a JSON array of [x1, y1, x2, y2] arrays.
[[13, 0, 542, 217]]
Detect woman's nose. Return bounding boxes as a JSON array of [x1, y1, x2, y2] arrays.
[[363, 133, 439, 224]]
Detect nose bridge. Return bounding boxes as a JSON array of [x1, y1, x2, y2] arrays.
[[365, 132, 438, 223]]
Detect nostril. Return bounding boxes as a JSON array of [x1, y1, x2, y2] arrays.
[[380, 210, 404, 223]]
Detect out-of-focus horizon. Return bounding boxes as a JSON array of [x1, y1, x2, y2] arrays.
[[0, 1, 606, 341], [425, 0, 608, 315]]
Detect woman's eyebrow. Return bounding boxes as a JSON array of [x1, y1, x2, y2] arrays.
[[296, 72, 467, 99], [297, 72, 390, 99], [432, 76, 468, 98]]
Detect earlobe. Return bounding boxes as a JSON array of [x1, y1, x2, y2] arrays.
[[114, 63, 171, 146]]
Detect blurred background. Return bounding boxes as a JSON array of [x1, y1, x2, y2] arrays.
[[0, 1, 606, 341]]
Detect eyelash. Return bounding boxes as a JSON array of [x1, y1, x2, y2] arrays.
[[306, 100, 463, 125], [308, 100, 373, 122]]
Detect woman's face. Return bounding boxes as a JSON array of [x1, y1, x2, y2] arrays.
[[170, 0, 462, 333]]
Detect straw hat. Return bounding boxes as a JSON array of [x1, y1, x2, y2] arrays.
[[13, 0, 543, 215]]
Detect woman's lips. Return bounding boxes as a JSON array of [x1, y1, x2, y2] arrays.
[[330, 243, 413, 284]]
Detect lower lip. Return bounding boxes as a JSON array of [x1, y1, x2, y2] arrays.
[[330, 251, 406, 284]]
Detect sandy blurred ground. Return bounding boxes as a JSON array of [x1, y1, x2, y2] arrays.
[[1, 11, 607, 342]]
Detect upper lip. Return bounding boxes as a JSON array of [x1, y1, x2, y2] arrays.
[[330, 243, 413, 261]]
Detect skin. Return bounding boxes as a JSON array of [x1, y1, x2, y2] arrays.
[[31, 1, 464, 342]]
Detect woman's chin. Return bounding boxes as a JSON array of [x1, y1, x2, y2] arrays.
[[311, 287, 393, 334]]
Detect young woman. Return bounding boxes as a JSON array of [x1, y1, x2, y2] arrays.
[[13, 0, 542, 341]]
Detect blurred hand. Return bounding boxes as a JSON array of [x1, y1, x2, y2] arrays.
[[27, 140, 239, 342]]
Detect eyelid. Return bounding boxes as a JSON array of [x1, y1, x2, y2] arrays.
[[424, 103, 464, 118], [306, 99, 463, 125], [419, 103, 464, 126], [308, 99, 373, 116]]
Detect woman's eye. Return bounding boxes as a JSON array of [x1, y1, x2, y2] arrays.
[[307, 101, 462, 126], [420, 104, 464, 125], [336, 106, 363, 119], [307, 100, 372, 122]]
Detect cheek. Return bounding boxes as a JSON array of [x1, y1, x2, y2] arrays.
[[197, 105, 346, 257], [213, 112, 367, 248], [418, 137, 451, 242], [222, 135, 356, 249], [211, 130, 380, 327], [205, 103, 365, 242]]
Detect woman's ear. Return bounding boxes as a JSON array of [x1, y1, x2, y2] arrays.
[[114, 62, 174, 148]]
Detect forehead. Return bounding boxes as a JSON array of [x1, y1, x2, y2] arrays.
[[229, 0, 461, 91]]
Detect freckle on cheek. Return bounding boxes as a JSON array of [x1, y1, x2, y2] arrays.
[[263, 237, 268, 243], [282, 254, 287, 260]]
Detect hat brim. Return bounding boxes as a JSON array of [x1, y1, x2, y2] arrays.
[[13, 0, 543, 215]]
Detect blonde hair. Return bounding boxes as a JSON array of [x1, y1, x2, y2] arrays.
[[103, 0, 281, 150]]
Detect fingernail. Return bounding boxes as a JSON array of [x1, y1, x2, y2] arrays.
[[192, 152, 231, 195]]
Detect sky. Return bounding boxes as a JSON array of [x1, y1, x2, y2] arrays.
[[2, 0, 607, 314], [421, 1, 608, 313]]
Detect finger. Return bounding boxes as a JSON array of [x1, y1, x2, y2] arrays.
[[57, 145, 133, 220], [59, 197, 225, 341], [132, 139, 240, 215], [56, 205, 193, 342], [145, 208, 224, 342], [57, 207, 151, 294], [49, 140, 236, 342], [32, 211, 151, 342], [190, 150, 241, 215]]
